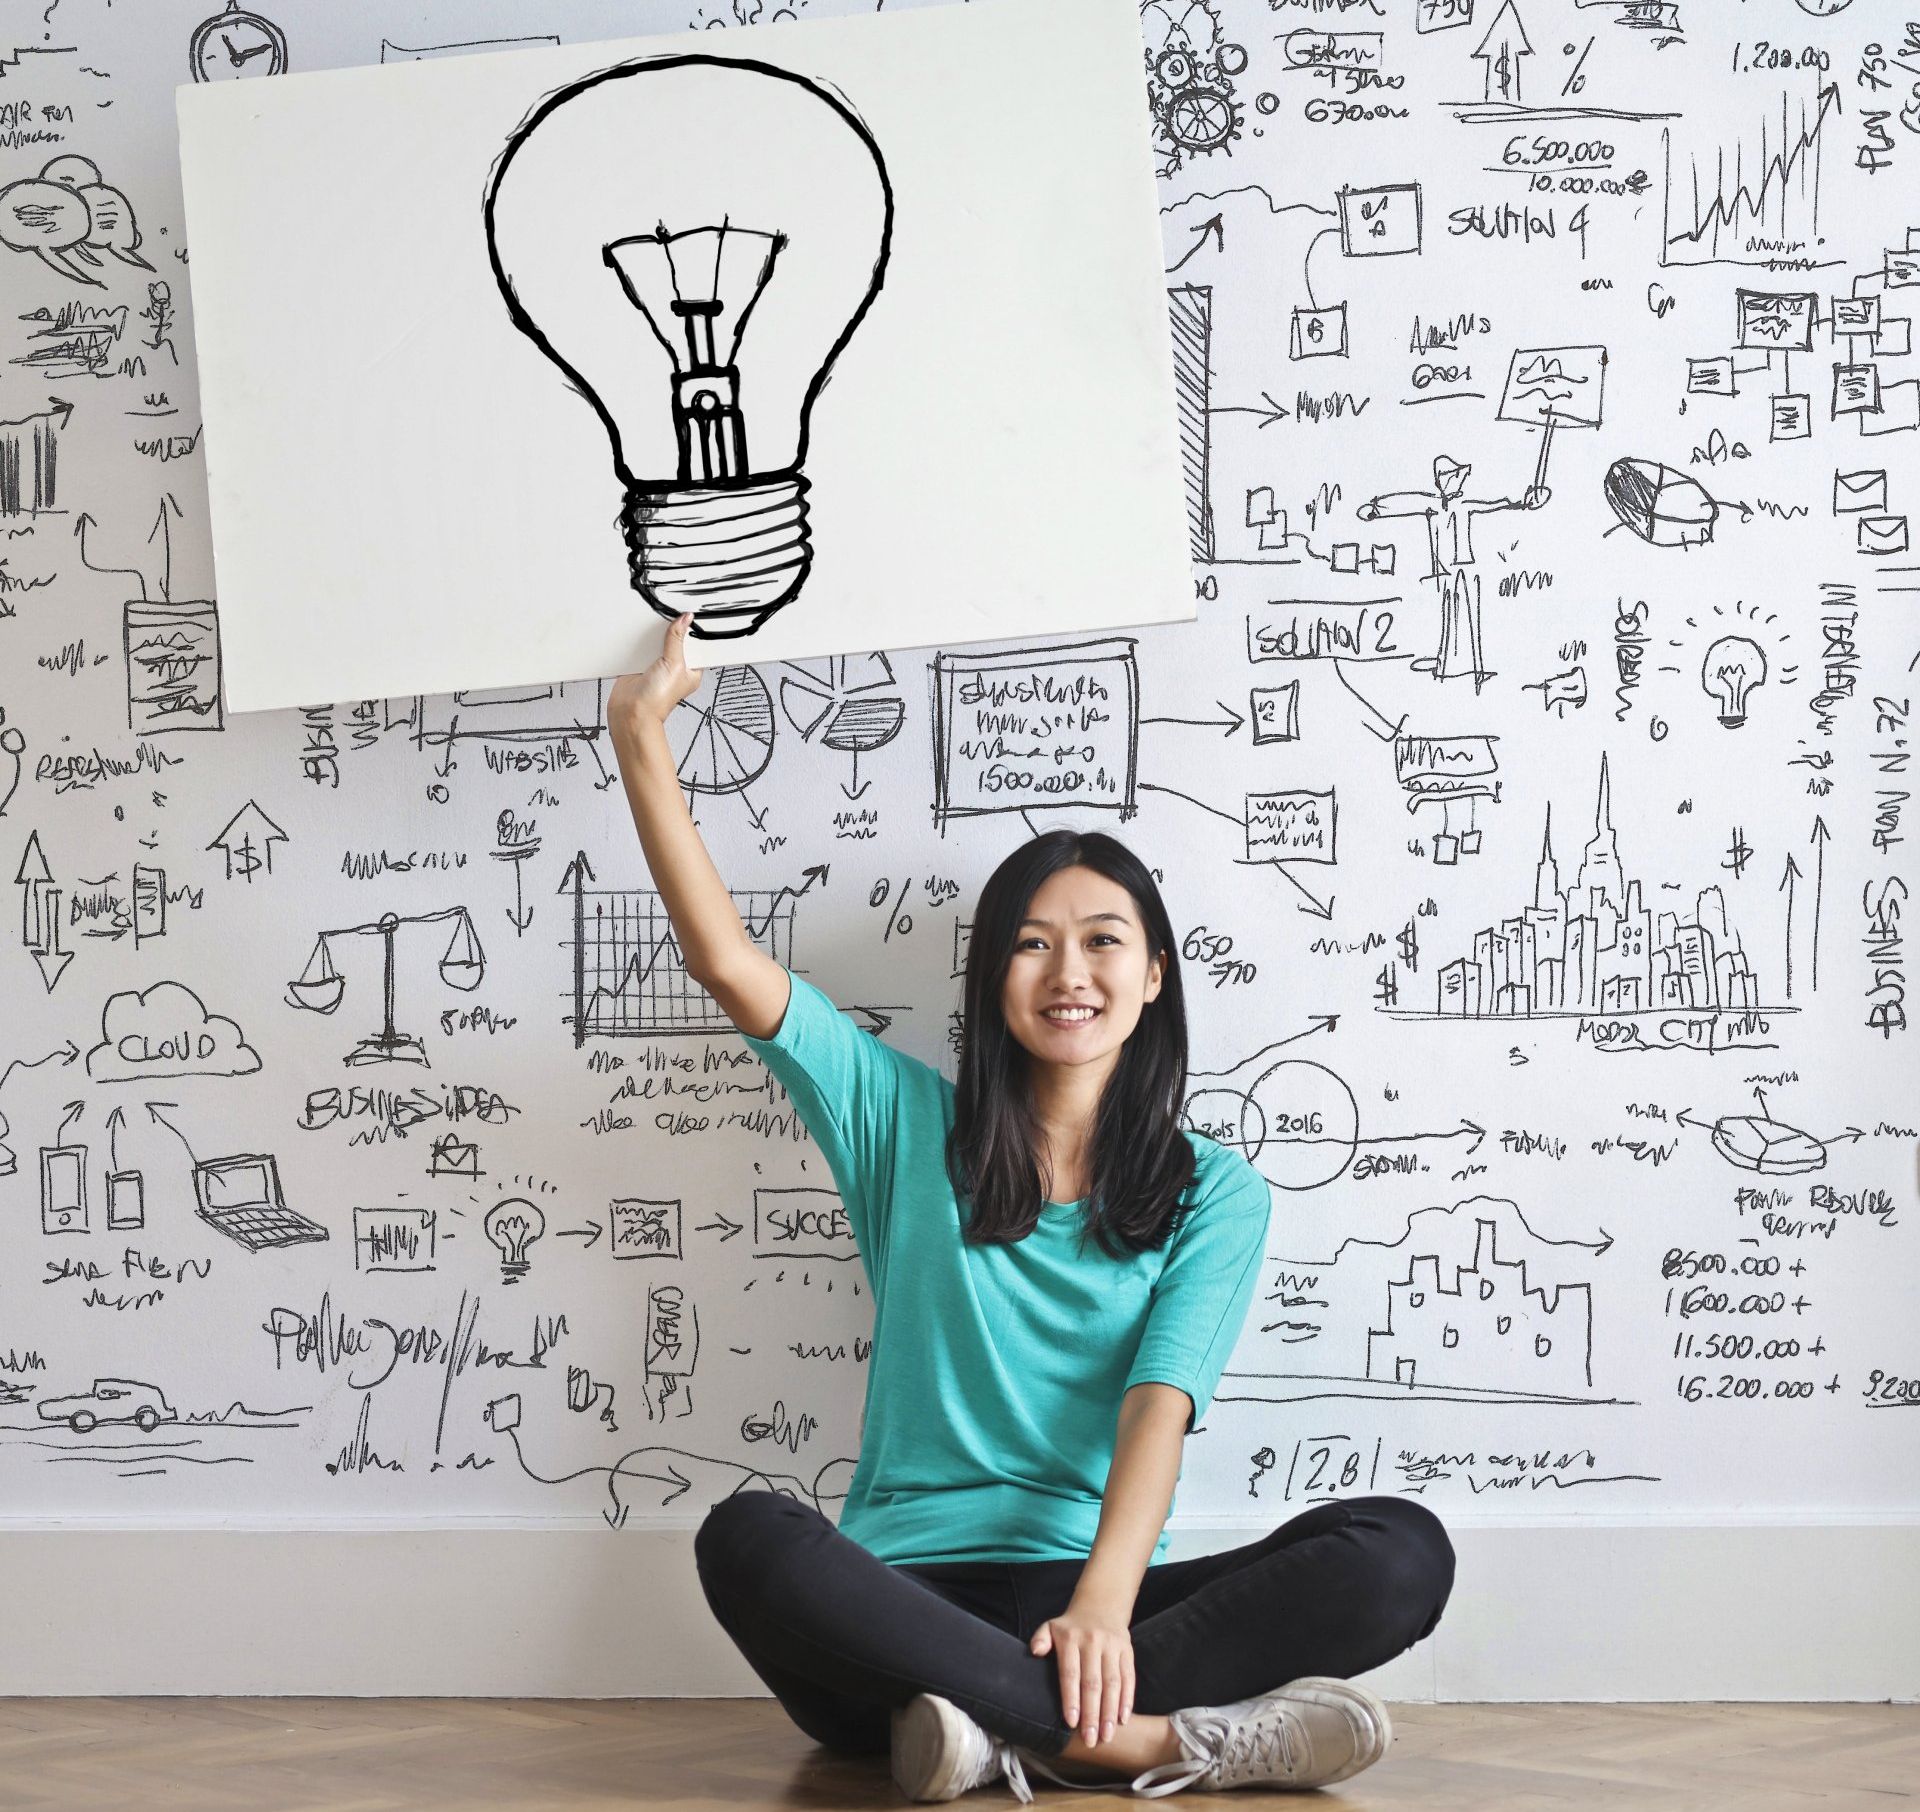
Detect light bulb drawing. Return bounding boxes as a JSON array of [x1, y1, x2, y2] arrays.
[[1662, 601, 1795, 731], [285, 907, 485, 1066], [483, 1196, 545, 1284], [485, 55, 893, 639], [1700, 634, 1767, 727]]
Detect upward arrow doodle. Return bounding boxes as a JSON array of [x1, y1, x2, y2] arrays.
[[1808, 815, 1828, 992], [1168, 212, 1225, 273], [1474, 0, 1532, 105], [146, 1102, 199, 1164], [147, 493, 182, 602], [208, 800, 288, 882], [1780, 851, 1800, 1000]]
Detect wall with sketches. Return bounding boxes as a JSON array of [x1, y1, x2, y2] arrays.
[[1, 0, 1916, 1540]]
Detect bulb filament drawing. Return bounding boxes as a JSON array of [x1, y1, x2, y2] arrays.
[[605, 220, 782, 487]]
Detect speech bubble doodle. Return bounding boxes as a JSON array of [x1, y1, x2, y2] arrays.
[[0, 154, 155, 288]]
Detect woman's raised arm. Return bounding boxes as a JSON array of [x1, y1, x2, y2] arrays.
[[606, 613, 791, 1041]]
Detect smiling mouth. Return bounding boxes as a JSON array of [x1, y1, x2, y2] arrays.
[[1040, 1007, 1102, 1024]]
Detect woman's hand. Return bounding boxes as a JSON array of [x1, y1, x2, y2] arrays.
[[607, 611, 704, 740], [1030, 1601, 1134, 1748]]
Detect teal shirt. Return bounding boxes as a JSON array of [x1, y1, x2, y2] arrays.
[[740, 968, 1272, 1567]]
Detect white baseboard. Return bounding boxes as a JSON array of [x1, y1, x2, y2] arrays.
[[2, 1520, 1915, 1699]]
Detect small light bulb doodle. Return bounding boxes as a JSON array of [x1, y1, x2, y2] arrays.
[[483, 1196, 546, 1284], [1700, 634, 1768, 728]]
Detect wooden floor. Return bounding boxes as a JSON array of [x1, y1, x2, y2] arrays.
[[1, 1697, 1914, 1810]]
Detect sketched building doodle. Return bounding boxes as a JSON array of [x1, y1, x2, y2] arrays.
[[1426, 758, 1762, 1019], [1368, 1216, 1595, 1396]]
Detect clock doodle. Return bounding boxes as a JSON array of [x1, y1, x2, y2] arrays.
[[189, 2, 289, 81]]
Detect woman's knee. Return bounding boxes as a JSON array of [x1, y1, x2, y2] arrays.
[[1347, 1496, 1457, 1637], [694, 1489, 813, 1597]]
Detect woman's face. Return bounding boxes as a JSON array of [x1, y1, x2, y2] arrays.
[[998, 864, 1165, 1070]]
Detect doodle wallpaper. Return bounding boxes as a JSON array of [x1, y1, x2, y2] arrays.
[[1, 0, 1916, 1533]]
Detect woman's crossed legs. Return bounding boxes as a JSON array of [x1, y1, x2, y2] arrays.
[[693, 1489, 1455, 1762]]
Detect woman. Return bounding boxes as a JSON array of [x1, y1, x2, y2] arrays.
[[609, 616, 1456, 1802]]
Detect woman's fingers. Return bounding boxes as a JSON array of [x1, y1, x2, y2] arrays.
[[672, 612, 701, 683], [1049, 1627, 1135, 1748]]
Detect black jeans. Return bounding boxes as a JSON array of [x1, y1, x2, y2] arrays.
[[693, 1491, 1456, 1758]]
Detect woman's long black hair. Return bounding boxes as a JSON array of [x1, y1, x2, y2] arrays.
[[945, 828, 1197, 1260]]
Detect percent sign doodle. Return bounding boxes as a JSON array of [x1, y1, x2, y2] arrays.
[[866, 874, 961, 941], [870, 876, 913, 940], [1561, 37, 1593, 97]]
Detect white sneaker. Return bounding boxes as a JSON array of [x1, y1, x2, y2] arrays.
[[891, 1693, 1042, 1803], [891, 1692, 1174, 1803], [1128, 1677, 1393, 1795]]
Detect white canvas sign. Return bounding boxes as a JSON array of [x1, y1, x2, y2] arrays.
[[174, 0, 1194, 713]]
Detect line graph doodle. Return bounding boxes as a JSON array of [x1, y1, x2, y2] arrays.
[[561, 852, 800, 1044], [1662, 85, 1841, 270]]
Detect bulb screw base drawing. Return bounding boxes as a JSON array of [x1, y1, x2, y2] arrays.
[[622, 471, 811, 637]]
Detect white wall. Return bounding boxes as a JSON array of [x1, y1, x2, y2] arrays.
[[5, 1522, 1915, 1699]]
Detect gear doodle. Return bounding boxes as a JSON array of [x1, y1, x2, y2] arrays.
[[1155, 47, 1196, 87], [1159, 83, 1244, 157], [1140, 0, 1244, 175]]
